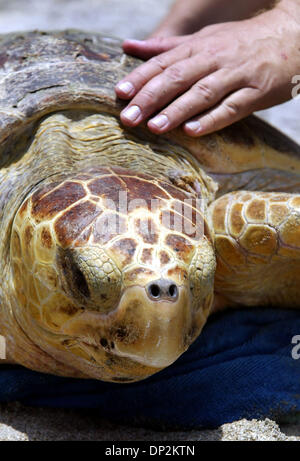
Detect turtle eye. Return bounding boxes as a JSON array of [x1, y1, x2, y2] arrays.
[[72, 265, 90, 299], [57, 247, 122, 313]]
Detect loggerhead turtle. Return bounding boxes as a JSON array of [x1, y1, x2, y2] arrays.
[[0, 30, 300, 383]]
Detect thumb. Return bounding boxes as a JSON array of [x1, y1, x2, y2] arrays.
[[122, 35, 192, 59]]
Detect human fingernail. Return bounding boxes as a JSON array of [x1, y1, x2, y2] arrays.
[[116, 81, 135, 95], [184, 120, 202, 133], [149, 114, 169, 129], [121, 105, 141, 122]]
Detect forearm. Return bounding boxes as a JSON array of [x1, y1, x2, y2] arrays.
[[151, 0, 276, 37]]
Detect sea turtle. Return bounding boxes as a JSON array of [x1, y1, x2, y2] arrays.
[[0, 30, 300, 383]]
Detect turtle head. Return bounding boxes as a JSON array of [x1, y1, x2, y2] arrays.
[[10, 167, 216, 382]]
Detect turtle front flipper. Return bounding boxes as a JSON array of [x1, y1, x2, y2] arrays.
[[210, 191, 300, 309]]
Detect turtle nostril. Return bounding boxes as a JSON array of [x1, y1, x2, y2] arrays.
[[147, 280, 179, 301], [148, 283, 161, 298], [168, 284, 178, 298]]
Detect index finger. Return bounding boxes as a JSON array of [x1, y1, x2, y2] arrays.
[[122, 35, 191, 59], [115, 41, 195, 99]]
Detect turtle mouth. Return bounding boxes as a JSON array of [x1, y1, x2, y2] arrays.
[[58, 284, 194, 369], [15, 274, 201, 379]]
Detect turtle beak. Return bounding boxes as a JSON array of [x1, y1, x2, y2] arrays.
[[59, 276, 209, 379], [109, 283, 193, 368], [60, 283, 194, 370]]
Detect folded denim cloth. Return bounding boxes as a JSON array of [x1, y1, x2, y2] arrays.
[[0, 308, 299, 429]]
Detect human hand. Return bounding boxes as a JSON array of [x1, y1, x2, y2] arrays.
[[115, 7, 300, 137]]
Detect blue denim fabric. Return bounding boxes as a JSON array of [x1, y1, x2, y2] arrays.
[[1, 308, 299, 429]]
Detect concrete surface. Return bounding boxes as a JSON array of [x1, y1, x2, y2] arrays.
[[0, 0, 299, 441]]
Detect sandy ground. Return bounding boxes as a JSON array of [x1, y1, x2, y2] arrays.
[[0, 403, 299, 441], [0, 0, 299, 441]]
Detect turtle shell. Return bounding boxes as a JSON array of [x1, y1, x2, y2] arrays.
[[0, 30, 138, 149]]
